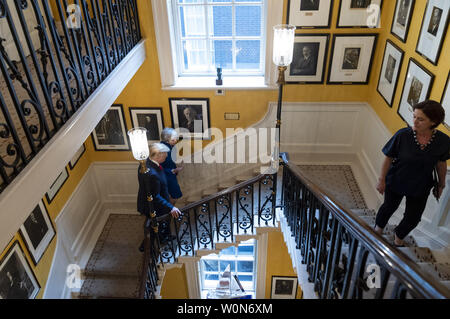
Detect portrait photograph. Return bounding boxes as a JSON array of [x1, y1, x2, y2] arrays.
[[300, 0, 320, 11], [350, 0, 371, 8], [0, 241, 40, 299], [337, 0, 382, 28], [19, 200, 55, 265], [391, 0, 415, 42], [270, 276, 298, 299], [286, 34, 329, 83], [69, 143, 86, 170], [398, 58, 434, 126], [92, 104, 130, 151], [440, 72, 450, 129], [287, 0, 333, 28], [377, 40, 404, 107], [169, 98, 210, 140], [416, 1, 449, 65], [129, 107, 164, 144], [327, 34, 377, 84], [45, 167, 68, 204]]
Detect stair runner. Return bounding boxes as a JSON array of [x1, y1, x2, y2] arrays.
[[78, 165, 450, 298]]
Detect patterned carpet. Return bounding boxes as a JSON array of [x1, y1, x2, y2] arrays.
[[79, 165, 366, 298], [297, 165, 367, 210]]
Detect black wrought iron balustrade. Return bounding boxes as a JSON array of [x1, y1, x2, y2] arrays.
[[150, 173, 276, 266], [0, 0, 141, 193], [280, 153, 450, 299]]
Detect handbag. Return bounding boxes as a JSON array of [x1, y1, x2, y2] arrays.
[[432, 167, 440, 202]]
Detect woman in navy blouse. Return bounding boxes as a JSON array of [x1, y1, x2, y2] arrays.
[[374, 100, 449, 246], [160, 128, 183, 204]]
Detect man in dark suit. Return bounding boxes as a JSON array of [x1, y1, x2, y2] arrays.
[[137, 143, 181, 251]]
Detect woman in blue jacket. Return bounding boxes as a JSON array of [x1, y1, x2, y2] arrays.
[[160, 128, 184, 204]]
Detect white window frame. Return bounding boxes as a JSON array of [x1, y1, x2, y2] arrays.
[[151, 0, 282, 89], [198, 239, 257, 298]]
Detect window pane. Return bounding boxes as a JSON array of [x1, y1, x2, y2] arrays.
[[183, 40, 209, 71], [209, 0, 231, 3], [205, 274, 219, 281], [181, 6, 206, 37], [179, 0, 203, 3], [237, 245, 254, 255], [237, 261, 253, 272], [219, 246, 235, 255], [202, 259, 218, 272], [236, 40, 260, 69], [213, 40, 232, 69], [238, 275, 253, 282], [219, 260, 235, 272], [235, 6, 261, 36], [211, 6, 232, 36], [236, 0, 261, 2]]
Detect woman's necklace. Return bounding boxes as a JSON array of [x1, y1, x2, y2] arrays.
[[413, 129, 436, 150]]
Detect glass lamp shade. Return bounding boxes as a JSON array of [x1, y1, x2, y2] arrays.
[[272, 24, 296, 67], [128, 127, 149, 161]]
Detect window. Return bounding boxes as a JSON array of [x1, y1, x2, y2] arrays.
[[171, 0, 266, 76], [199, 239, 257, 298], [151, 0, 282, 88]]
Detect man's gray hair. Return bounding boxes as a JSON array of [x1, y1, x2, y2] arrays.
[[160, 127, 178, 142], [149, 142, 170, 159]]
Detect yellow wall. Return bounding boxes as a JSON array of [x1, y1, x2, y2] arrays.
[[160, 265, 190, 299], [264, 231, 302, 299], [367, 0, 450, 138], [0, 144, 91, 299]]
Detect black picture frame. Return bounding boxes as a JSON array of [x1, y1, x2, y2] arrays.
[[415, 1, 449, 65], [91, 104, 130, 151], [0, 241, 40, 299], [287, 0, 333, 29], [397, 58, 435, 126], [45, 167, 69, 204], [440, 72, 450, 129], [169, 98, 211, 140], [377, 40, 404, 107], [390, 0, 415, 43], [69, 143, 86, 170], [129, 107, 165, 144], [270, 276, 298, 299], [19, 200, 56, 265], [327, 34, 378, 84], [337, 0, 383, 28], [286, 34, 330, 84]]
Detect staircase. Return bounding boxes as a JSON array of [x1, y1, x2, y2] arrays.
[[75, 160, 450, 299]]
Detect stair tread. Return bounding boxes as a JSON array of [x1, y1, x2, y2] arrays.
[[79, 275, 141, 299], [397, 247, 436, 263], [417, 262, 450, 281]]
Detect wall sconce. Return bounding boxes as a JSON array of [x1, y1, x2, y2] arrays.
[[128, 127, 150, 173]]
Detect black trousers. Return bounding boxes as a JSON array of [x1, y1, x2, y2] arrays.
[[375, 188, 429, 239]]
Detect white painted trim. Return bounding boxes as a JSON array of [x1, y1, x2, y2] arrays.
[[0, 40, 147, 252], [183, 257, 202, 299], [255, 232, 268, 299]]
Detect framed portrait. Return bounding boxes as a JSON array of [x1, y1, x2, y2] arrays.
[[440, 72, 450, 129], [287, 0, 333, 29], [286, 34, 330, 84], [377, 40, 404, 107], [19, 200, 55, 265], [270, 276, 298, 299], [391, 0, 415, 42], [45, 167, 68, 204], [327, 34, 377, 84], [169, 98, 211, 140], [0, 241, 40, 299], [397, 58, 434, 126], [129, 107, 164, 144], [91, 104, 130, 151], [415, 1, 449, 65], [69, 143, 86, 170], [337, 0, 383, 28]]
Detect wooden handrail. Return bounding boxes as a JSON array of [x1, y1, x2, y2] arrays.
[[280, 152, 450, 299]]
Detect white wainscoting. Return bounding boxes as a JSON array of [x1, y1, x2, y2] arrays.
[[44, 162, 140, 299]]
